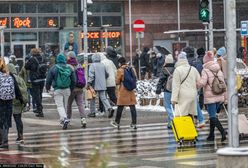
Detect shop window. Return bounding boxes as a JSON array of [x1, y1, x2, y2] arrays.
[[101, 3, 122, 12], [88, 3, 101, 13], [59, 2, 77, 13], [60, 17, 77, 28], [11, 17, 37, 29], [11, 3, 24, 13], [0, 17, 9, 28], [102, 16, 121, 27], [38, 17, 58, 28], [0, 4, 9, 13], [12, 32, 37, 41], [88, 16, 101, 27], [4, 32, 10, 43], [38, 2, 59, 13], [24, 3, 37, 13], [39, 32, 59, 47]]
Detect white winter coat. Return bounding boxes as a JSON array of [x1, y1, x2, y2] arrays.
[[100, 53, 117, 87], [171, 59, 200, 116]]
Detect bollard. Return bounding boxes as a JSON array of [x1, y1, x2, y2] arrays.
[[217, 147, 248, 168]]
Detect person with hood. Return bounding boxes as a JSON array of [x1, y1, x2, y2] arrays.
[[140, 47, 150, 80], [25, 48, 46, 117], [8, 63, 28, 144], [66, 51, 87, 128], [98, 53, 117, 118], [87, 53, 114, 118], [46, 53, 75, 130], [171, 52, 200, 117], [105, 46, 119, 68], [111, 57, 137, 130], [216, 47, 227, 81], [156, 54, 175, 129], [197, 51, 227, 142]]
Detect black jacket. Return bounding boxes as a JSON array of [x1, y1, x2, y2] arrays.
[[106, 49, 119, 68], [25, 55, 45, 82], [156, 63, 175, 94]]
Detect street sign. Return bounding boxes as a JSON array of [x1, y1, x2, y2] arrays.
[[133, 20, 145, 32], [136, 32, 144, 38], [241, 21, 248, 36]]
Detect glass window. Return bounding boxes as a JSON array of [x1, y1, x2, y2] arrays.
[[59, 2, 77, 13], [101, 3, 121, 12], [11, 3, 24, 13], [0, 4, 9, 13], [88, 16, 101, 27], [60, 17, 77, 28], [88, 3, 101, 13], [39, 32, 59, 46], [12, 32, 37, 41], [38, 17, 58, 28], [24, 3, 37, 13], [38, 2, 59, 13], [11, 17, 37, 29], [4, 32, 10, 43], [102, 16, 121, 27]]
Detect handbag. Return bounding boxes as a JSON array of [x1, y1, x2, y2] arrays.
[[87, 86, 96, 100]]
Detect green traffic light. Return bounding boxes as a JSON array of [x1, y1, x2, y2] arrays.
[[199, 8, 209, 22]]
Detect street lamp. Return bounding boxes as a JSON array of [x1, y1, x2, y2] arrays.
[[102, 24, 111, 49], [0, 26, 6, 58]]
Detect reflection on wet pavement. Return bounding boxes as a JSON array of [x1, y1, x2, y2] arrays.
[[1, 122, 247, 167]]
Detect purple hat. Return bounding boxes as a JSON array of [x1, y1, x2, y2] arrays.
[[67, 57, 78, 66]]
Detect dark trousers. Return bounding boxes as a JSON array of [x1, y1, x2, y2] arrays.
[[99, 87, 117, 112], [115, 105, 137, 125], [199, 88, 204, 110], [13, 114, 23, 139], [0, 100, 12, 144], [31, 81, 44, 112]]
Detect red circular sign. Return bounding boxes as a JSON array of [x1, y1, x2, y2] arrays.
[[133, 20, 145, 32]]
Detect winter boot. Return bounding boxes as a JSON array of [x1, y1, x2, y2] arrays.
[[207, 118, 215, 141], [108, 108, 115, 118], [215, 117, 227, 142]]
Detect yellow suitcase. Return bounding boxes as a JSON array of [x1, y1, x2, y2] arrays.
[[171, 105, 198, 145]]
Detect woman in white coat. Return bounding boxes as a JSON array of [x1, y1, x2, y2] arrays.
[[171, 52, 200, 117]]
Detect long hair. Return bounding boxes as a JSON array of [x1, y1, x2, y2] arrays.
[[0, 57, 9, 73]]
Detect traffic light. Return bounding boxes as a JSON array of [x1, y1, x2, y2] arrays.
[[199, 0, 209, 22]]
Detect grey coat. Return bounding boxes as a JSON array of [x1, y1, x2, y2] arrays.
[[88, 53, 108, 91]]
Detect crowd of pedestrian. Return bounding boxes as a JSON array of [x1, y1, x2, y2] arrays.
[[0, 44, 229, 149]]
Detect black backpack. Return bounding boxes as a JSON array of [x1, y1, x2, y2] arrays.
[[34, 57, 48, 79]]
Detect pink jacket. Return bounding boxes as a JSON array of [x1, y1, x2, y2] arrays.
[[197, 61, 226, 104]]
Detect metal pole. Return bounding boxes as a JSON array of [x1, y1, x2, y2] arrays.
[[203, 22, 209, 50], [223, 0, 227, 47], [209, 0, 214, 50], [177, 0, 181, 41], [129, 0, 133, 66], [104, 28, 108, 49], [83, 0, 88, 107], [226, 0, 239, 147], [137, 32, 141, 80], [1, 29, 4, 57]]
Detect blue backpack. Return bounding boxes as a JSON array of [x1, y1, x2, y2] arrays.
[[190, 57, 203, 74], [123, 67, 137, 91]]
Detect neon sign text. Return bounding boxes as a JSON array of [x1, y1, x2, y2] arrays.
[[81, 32, 121, 39], [13, 17, 31, 28], [0, 18, 7, 27]]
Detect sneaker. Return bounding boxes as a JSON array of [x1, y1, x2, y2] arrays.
[[35, 113, 44, 117], [63, 119, 70, 130], [87, 113, 96, 118], [0, 143, 8, 149], [108, 108, 115, 118], [59, 120, 64, 127], [16, 138, 24, 144], [130, 124, 137, 130], [81, 118, 87, 128], [110, 121, 120, 129], [197, 121, 206, 128]]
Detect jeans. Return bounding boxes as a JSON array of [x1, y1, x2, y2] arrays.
[[13, 114, 23, 139], [115, 105, 137, 125], [163, 92, 173, 126], [197, 100, 205, 123], [54, 88, 70, 121], [90, 90, 111, 113], [67, 90, 86, 119], [206, 103, 220, 119], [99, 87, 117, 112], [0, 125, 9, 144], [31, 81, 44, 112]]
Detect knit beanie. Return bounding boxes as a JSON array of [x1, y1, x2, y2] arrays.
[[203, 51, 214, 63], [217, 47, 226, 57], [67, 51, 76, 58], [178, 52, 187, 60], [56, 54, 66, 64], [164, 54, 174, 65]]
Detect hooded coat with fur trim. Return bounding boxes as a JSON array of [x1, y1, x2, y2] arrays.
[[171, 59, 200, 116]]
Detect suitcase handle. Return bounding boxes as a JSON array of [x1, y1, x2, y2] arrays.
[[171, 104, 182, 117]]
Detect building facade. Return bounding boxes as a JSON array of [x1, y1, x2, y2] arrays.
[[0, 0, 247, 65]]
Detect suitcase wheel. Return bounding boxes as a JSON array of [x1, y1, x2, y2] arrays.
[[178, 139, 183, 146]]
